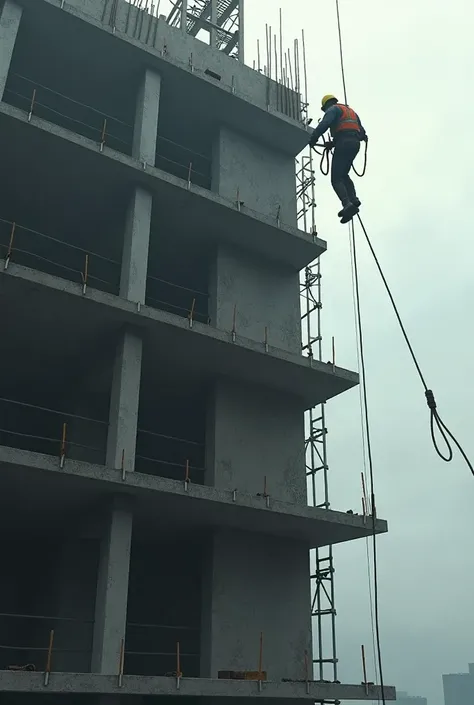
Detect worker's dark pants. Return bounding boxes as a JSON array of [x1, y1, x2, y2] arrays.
[[331, 136, 360, 204]]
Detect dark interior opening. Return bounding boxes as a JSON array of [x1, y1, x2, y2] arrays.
[[6, 12, 136, 155], [0, 301, 113, 465], [146, 217, 211, 324], [126, 537, 202, 677], [0, 117, 127, 296], [0, 539, 99, 674], [136, 358, 208, 484]]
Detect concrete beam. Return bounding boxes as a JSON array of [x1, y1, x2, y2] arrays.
[[0, 447, 389, 548], [0, 671, 397, 700], [18, 0, 309, 155], [0, 0, 22, 101], [0, 262, 358, 410], [92, 495, 133, 674], [106, 329, 142, 472], [0, 104, 324, 270], [133, 68, 161, 166], [120, 187, 153, 304]]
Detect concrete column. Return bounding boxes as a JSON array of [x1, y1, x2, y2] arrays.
[[0, 0, 22, 101], [209, 243, 301, 355], [122, 69, 159, 306], [106, 329, 142, 473], [200, 529, 312, 680], [133, 68, 161, 166], [205, 378, 306, 505], [91, 495, 133, 674], [212, 126, 297, 226], [120, 187, 153, 304]]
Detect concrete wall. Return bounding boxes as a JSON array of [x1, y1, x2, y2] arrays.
[[46, 0, 300, 120], [209, 243, 301, 355], [206, 379, 306, 506], [0, 0, 22, 101], [212, 127, 298, 227], [200, 529, 312, 681]]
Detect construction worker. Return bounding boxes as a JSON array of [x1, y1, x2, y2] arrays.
[[309, 95, 367, 224]]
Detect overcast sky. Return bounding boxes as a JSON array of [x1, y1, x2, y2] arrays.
[[246, 2, 474, 704], [243, 2, 474, 704], [160, 2, 473, 703]]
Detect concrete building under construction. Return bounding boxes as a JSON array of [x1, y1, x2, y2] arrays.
[[0, 0, 395, 703]]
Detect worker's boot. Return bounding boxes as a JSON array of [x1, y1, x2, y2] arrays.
[[338, 198, 361, 218], [338, 198, 359, 224]]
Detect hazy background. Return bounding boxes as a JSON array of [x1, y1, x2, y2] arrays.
[[156, 1, 473, 702], [243, 2, 474, 704]]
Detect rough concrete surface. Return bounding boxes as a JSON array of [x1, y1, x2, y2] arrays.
[[0, 1, 394, 700], [0, 672, 396, 700]]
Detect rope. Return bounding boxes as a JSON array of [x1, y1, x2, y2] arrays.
[[334, 3, 386, 703], [349, 229, 379, 698], [356, 215, 473, 477], [349, 221, 386, 705]]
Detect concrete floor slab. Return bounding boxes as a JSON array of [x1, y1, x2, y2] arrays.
[[0, 446, 387, 548], [0, 671, 396, 700], [0, 260, 358, 410], [16, 0, 311, 156], [0, 103, 323, 272]]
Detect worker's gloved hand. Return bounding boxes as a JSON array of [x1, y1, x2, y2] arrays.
[[362, 134, 368, 143], [324, 140, 334, 150]]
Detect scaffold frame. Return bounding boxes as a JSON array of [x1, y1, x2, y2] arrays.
[[297, 147, 338, 690], [166, 0, 243, 62]]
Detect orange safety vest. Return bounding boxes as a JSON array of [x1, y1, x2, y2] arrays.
[[331, 104, 361, 136]]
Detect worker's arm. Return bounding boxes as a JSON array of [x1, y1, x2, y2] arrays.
[[309, 106, 341, 147]]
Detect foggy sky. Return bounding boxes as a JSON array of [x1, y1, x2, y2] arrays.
[[160, 2, 474, 703], [243, 3, 474, 704]]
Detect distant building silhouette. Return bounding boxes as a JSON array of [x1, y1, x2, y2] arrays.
[[443, 663, 474, 705], [396, 691, 428, 705]]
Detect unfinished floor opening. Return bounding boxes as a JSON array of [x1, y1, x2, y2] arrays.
[[5, 7, 137, 155], [0, 537, 99, 674], [0, 118, 127, 296], [136, 357, 207, 484], [126, 536, 202, 677], [146, 220, 211, 324], [0, 295, 114, 465]]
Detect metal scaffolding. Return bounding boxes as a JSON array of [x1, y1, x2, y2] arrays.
[[166, 0, 243, 61], [297, 148, 338, 691]]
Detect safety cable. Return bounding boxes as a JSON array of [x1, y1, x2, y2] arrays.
[[348, 229, 379, 701], [356, 215, 474, 477], [349, 221, 386, 705], [333, 1, 387, 703]]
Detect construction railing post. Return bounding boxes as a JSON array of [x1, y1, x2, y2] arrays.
[[361, 644, 368, 695], [100, 118, 107, 152], [176, 641, 182, 689], [184, 459, 190, 490], [59, 423, 67, 468], [118, 637, 125, 687], [44, 629, 54, 686], [258, 631, 263, 691], [4, 221, 16, 270], [188, 298, 195, 328], [81, 253, 89, 295]]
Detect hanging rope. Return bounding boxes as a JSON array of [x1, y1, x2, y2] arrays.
[[349, 222, 386, 705], [334, 3, 386, 704], [356, 215, 473, 477]]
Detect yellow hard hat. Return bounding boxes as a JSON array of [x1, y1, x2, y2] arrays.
[[321, 94, 337, 109]]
